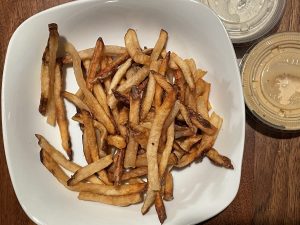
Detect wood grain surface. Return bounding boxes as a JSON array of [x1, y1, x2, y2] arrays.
[[0, 1, 299, 225]]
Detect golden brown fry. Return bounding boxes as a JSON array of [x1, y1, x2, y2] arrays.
[[64, 42, 116, 134], [155, 192, 167, 224], [154, 52, 170, 109], [141, 189, 156, 214], [163, 172, 174, 201], [206, 148, 234, 169], [93, 83, 111, 116], [78, 192, 143, 207], [174, 128, 195, 139], [108, 66, 149, 109], [140, 72, 156, 120], [174, 69, 186, 103], [62, 45, 127, 64], [185, 58, 197, 78], [62, 91, 90, 112], [107, 135, 126, 149], [124, 86, 141, 167], [114, 148, 125, 185], [178, 102, 197, 133], [147, 73, 176, 191], [196, 81, 211, 120], [119, 107, 129, 126], [95, 52, 130, 80], [39, 56, 49, 115], [53, 62, 72, 159], [188, 107, 217, 135], [176, 112, 223, 168], [125, 29, 150, 65], [171, 52, 195, 90], [151, 29, 168, 61], [68, 155, 113, 186], [121, 167, 148, 181], [177, 135, 202, 152], [95, 129, 107, 158], [83, 130, 93, 164], [159, 122, 174, 177], [46, 23, 60, 126], [86, 37, 104, 90]]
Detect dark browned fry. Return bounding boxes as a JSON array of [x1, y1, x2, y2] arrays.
[[86, 37, 104, 90], [54, 62, 72, 160], [155, 192, 167, 224], [114, 148, 125, 185], [174, 69, 186, 103], [188, 107, 217, 135], [206, 148, 234, 169], [111, 89, 130, 106], [163, 172, 174, 201]]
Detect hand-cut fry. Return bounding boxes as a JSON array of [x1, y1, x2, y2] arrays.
[[68, 155, 113, 186], [46, 23, 60, 126], [126, 65, 140, 80], [107, 135, 126, 149], [63, 91, 90, 112], [178, 102, 197, 133], [174, 127, 195, 139], [185, 58, 197, 77], [188, 107, 217, 135], [151, 29, 168, 61], [176, 112, 223, 167], [159, 123, 175, 177], [177, 135, 202, 152], [62, 45, 127, 64], [125, 29, 150, 65], [154, 51, 170, 109], [206, 148, 234, 169], [155, 192, 167, 224], [53, 62, 72, 159], [86, 37, 104, 90], [171, 52, 195, 90], [174, 69, 186, 103], [108, 66, 149, 109], [64, 42, 116, 134], [147, 73, 176, 191], [111, 89, 130, 106], [39, 55, 49, 115], [93, 83, 111, 116], [140, 72, 156, 120], [83, 130, 93, 164], [114, 148, 125, 185], [163, 172, 174, 201], [78, 192, 143, 207], [119, 107, 129, 126], [121, 167, 148, 181], [141, 189, 156, 214], [95, 52, 130, 80], [95, 129, 107, 158]]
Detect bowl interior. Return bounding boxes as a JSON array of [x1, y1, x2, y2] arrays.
[[2, 0, 245, 225]]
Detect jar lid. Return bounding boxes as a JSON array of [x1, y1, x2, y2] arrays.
[[242, 32, 300, 130], [200, 0, 286, 43]]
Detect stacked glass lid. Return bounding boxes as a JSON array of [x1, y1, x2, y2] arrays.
[[200, 0, 287, 43]]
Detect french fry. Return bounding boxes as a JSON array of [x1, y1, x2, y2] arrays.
[[53, 62, 72, 159], [93, 83, 111, 116], [125, 29, 150, 65], [46, 23, 59, 126], [206, 148, 234, 169], [147, 73, 176, 191], [67, 155, 113, 186], [188, 107, 217, 135], [86, 37, 104, 90], [121, 167, 148, 181], [178, 102, 197, 133], [141, 189, 156, 214], [163, 172, 174, 201], [39, 49, 50, 115], [63, 91, 90, 112], [107, 135, 126, 149], [159, 122, 174, 177], [82, 130, 93, 164], [177, 135, 202, 152], [114, 148, 125, 185], [171, 52, 195, 90], [140, 72, 156, 120], [64, 42, 116, 134], [78, 192, 143, 207], [151, 29, 168, 61], [174, 69, 186, 103], [155, 192, 167, 224]]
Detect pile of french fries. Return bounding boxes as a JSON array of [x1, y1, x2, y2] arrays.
[[36, 23, 233, 224]]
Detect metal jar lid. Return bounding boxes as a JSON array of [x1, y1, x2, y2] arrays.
[[200, 0, 286, 43], [241, 32, 300, 130]]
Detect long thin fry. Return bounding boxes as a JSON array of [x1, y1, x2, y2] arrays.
[[151, 29, 168, 61], [63, 91, 90, 112], [39, 50, 50, 115], [147, 73, 176, 191], [141, 189, 156, 214], [86, 37, 104, 90], [78, 192, 143, 207], [46, 23, 59, 126], [159, 122, 174, 177], [206, 148, 234, 169], [113, 148, 125, 185], [67, 155, 113, 186], [65, 42, 116, 134], [53, 62, 72, 159], [155, 192, 167, 224], [93, 83, 111, 115], [125, 29, 150, 65]]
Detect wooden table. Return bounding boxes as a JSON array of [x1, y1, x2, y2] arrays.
[[0, 0, 299, 224]]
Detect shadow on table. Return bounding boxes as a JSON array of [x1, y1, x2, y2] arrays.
[[246, 107, 300, 139]]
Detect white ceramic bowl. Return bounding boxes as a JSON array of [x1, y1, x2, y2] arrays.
[[2, 0, 245, 224]]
